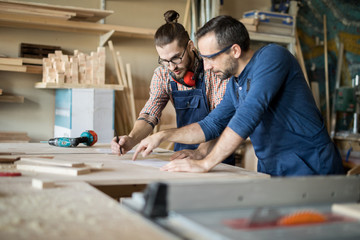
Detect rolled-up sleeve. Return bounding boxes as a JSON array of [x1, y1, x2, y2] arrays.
[[198, 80, 236, 141], [139, 67, 170, 126]]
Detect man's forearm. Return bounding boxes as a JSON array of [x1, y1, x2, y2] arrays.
[[128, 120, 154, 145], [158, 123, 206, 144], [203, 127, 244, 169]]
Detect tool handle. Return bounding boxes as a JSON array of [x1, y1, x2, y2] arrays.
[[48, 137, 80, 147]]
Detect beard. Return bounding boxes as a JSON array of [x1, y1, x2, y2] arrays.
[[214, 58, 238, 80], [170, 57, 192, 81]]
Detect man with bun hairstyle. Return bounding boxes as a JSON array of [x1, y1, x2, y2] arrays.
[[111, 10, 234, 165], [132, 15, 344, 176]]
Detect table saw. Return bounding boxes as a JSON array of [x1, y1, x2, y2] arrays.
[[123, 176, 360, 240]]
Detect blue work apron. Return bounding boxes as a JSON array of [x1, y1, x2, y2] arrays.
[[171, 74, 235, 165]]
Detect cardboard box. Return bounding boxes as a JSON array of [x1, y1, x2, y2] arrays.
[[54, 89, 114, 143]]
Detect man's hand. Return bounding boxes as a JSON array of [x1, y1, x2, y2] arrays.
[[170, 149, 205, 160], [132, 133, 162, 160], [160, 158, 210, 172], [111, 135, 135, 155]]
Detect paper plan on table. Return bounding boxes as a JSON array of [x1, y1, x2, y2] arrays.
[[122, 159, 168, 168]]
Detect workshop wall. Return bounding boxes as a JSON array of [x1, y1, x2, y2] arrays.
[[296, 0, 360, 127], [0, 0, 271, 142]]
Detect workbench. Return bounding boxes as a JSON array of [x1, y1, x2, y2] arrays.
[[0, 143, 267, 239]]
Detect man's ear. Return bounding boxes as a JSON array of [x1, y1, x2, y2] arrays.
[[232, 44, 242, 58], [188, 40, 195, 51]]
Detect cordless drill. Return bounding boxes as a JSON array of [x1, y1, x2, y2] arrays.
[[48, 130, 98, 147]]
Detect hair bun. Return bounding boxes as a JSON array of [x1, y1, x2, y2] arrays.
[[164, 10, 179, 23]]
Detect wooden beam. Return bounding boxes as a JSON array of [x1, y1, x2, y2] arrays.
[[324, 15, 330, 133]]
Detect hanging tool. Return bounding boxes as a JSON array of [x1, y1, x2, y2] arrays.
[[47, 130, 98, 147]]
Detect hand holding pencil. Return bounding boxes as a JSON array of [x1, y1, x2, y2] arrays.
[[111, 130, 135, 155]]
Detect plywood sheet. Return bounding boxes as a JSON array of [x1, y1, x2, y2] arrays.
[[0, 180, 177, 240]]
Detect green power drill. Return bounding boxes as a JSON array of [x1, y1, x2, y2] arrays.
[[47, 130, 98, 147]]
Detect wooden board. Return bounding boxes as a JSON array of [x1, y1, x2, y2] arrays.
[[0, 0, 114, 22], [0, 180, 176, 240], [0, 143, 268, 187], [332, 203, 360, 220], [20, 157, 85, 167], [0, 12, 155, 39], [0, 95, 24, 103], [0, 63, 26, 72], [16, 162, 91, 176]]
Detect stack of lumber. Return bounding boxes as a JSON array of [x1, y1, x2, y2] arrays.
[[240, 17, 294, 36], [240, 18, 260, 32], [107, 40, 136, 134], [0, 132, 30, 142], [16, 157, 92, 176], [0, 56, 42, 74], [0, 0, 113, 22], [42, 48, 105, 85]]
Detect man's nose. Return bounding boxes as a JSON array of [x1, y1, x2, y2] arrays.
[[168, 62, 177, 71]]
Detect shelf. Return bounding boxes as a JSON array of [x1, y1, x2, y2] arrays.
[[249, 31, 295, 44], [0, 12, 156, 39], [35, 82, 124, 91], [0, 94, 24, 103], [0, 63, 42, 74]]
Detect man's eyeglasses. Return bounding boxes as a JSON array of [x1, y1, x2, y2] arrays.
[[199, 44, 233, 59], [158, 42, 188, 66]]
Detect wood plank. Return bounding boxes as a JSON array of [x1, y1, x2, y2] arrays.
[[0, 95, 24, 103], [16, 162, 91, 176], [0, 0, 114, 22], [0, 57, 23, 65], [32, 178, 55, 189], [0, 156, 20, 163], [34, 82, 124, 90], [0, 89, 2, 95], [126, 63, 137, 125], [0, 13, 155, 39], [324, 15, 330, 133], [20, 157, 85, 167], [108, 41, 124, 86], [0, 6, 74, 20], [332, 203, 360, 220], [25, 65, 42, 74], [0, 63, 26, 72], [22, 57, 43, 65]]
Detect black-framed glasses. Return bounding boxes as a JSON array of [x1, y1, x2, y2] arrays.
[[158, 42, 188, 66], [199, 44, 233, 59]]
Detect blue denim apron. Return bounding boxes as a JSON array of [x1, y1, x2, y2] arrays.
[[171, 74, 235, 165]]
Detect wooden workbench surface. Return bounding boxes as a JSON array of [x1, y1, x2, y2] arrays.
[[0, 180, 178, 240], [0, 143, 268, 186]]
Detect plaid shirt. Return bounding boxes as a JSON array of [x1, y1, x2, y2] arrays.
[[139, 65, 229, 127]]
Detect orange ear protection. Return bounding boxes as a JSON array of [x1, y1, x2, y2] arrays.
[[171, 71, 196, 87]]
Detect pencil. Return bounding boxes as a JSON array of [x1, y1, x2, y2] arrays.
[[114, 129, 123, 154]]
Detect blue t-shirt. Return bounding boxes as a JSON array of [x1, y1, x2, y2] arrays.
[[198, 44, 344, 176]]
